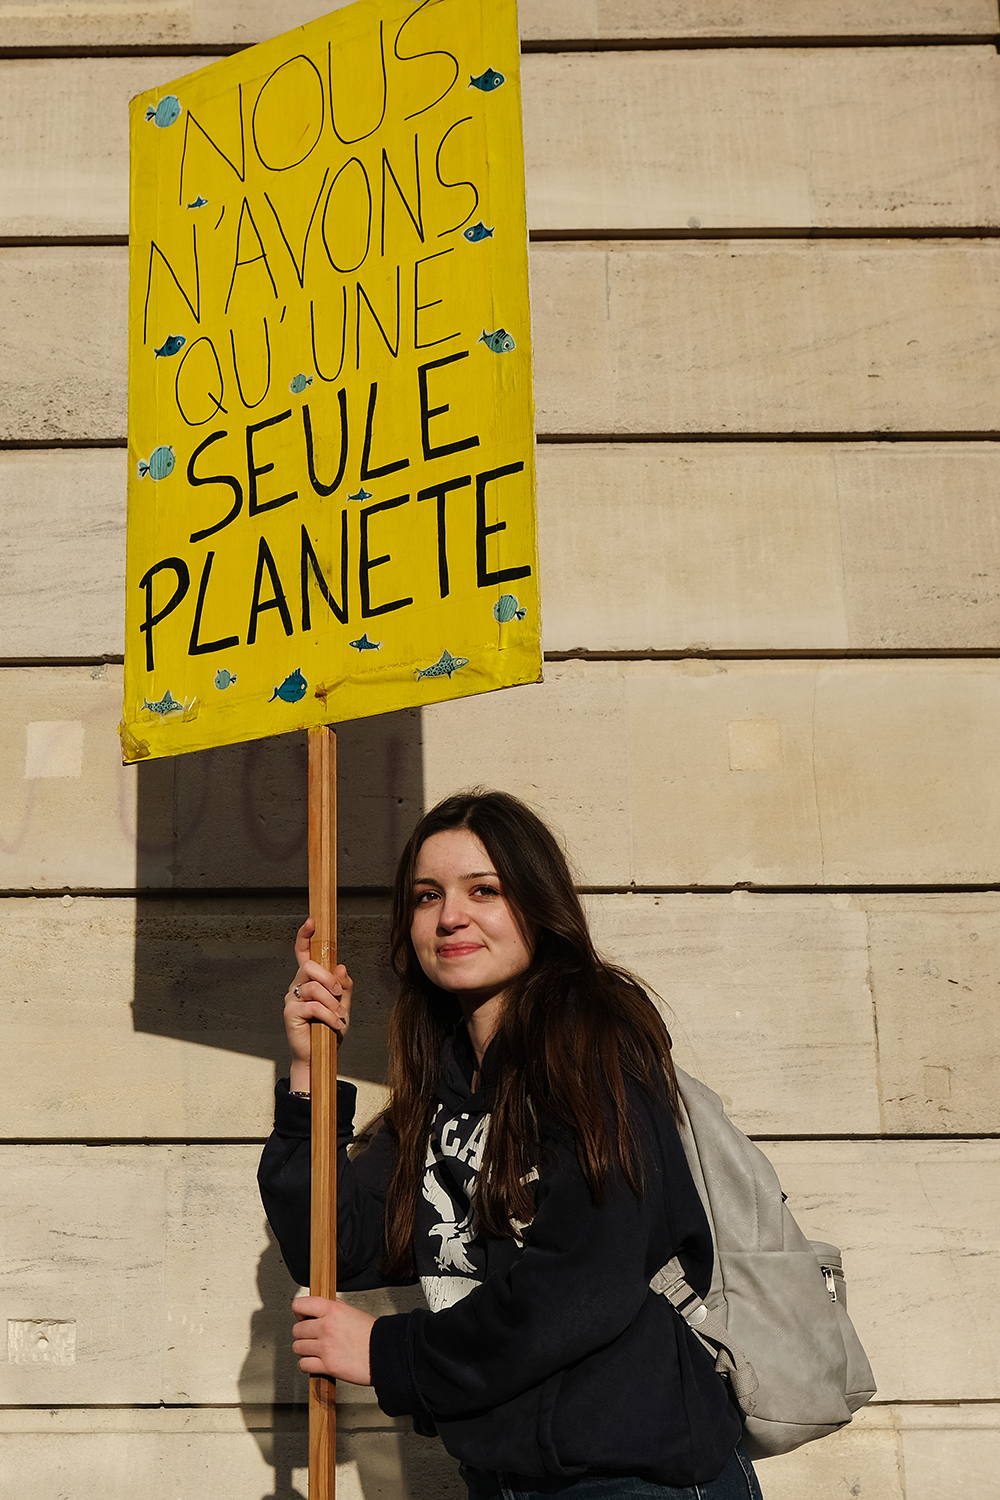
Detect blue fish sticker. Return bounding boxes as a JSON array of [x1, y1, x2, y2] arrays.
[[137, 446, 175, 480], [187, 195, 208, 209], [214, 669, 237, 689], [347, 487, 373, 502], [143, 689, 183, 715], [416, 649, 470, 681], [479, 328, 515, 354], [154, 334, 185, 359], [469, 68, 505, 92], [464, 222, 494, 243], [269, 668, 308, 704], [493, 594, 527, 624], [289, 373, 313, 394], [349, 633, 382, 652], [146, 95, 181, 128]]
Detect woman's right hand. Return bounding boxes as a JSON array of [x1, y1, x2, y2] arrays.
[[284, 917, 353, 1094]]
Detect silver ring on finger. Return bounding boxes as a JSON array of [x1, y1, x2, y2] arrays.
[[293, 985, 301, 998]]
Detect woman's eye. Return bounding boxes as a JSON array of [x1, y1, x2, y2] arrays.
[[414, 889, 438, 905], [473, 884, 500, 897]]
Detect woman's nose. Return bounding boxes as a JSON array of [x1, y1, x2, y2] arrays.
[[437, 892, 469, 930]]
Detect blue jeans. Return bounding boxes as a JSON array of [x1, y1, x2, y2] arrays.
[[460, 1442, 762, 1500]]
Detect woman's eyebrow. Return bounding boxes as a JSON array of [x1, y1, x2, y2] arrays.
[[413, 870, 498, 883]]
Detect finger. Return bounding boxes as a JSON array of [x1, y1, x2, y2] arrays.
[[295, 958, 349, 997], [285, 997, 344, 1036], [292, 1295, 333, 1317], [293, 917, 316, 971], [298, 1356, 329, 1374]]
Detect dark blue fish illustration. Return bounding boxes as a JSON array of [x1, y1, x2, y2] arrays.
[[154, 334, 185, 359], [146, 95, 181, 128], [464, 221, 494, 243], [142, 688, 183, 715], [289, 373, 313, 394], [347, 487, 373, 502], [269, 668, 308, 704], [416, 649, 470, 680], [469, 68, 505, 92], [214, 669, 237, 689], [349, 633, 382, 652], [187, 195, 208, 209], [478, 328, 515, 354], [493, 594, 527, 623], [137, 445, 175, 480]]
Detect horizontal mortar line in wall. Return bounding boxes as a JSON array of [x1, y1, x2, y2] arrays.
[[753, 1133, 1000, 1143], [0, 1402, 304, 1411], [7, 882, 1000, 901], [530, 227, 1000, 242], [537, 431, 1000, 444], [544, 649, 1000, 661], [520, 35, 1000, 52], [0, 235, 128, 248], [0, 655, 124, 668], [1, 36, 996, 61], [0, 1137, 271, 1147], [0, 438, 126, 451]]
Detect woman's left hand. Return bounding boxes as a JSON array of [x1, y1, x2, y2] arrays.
[[291, 1295, 375, 1385]]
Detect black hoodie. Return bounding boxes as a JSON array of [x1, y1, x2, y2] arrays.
[[257, 1028, 742, 1486]]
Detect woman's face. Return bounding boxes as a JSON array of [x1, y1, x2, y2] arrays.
[[409, 828, 534, 1004]]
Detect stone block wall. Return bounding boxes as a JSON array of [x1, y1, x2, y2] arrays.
[[2, 2, 999, 1495]]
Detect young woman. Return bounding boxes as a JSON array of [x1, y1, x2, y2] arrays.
[[258, 790, 762, 1500]]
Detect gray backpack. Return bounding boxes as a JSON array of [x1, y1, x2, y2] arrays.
[[651, 1067, 877, 1459]]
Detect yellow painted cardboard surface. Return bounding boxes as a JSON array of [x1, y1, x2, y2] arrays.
[[123, 0, 539, 761]]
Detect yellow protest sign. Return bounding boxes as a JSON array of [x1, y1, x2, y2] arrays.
[[122, 0, 539, 762]]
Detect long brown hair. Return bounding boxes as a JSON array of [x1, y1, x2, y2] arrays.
[[380, 789, 678, 1279]]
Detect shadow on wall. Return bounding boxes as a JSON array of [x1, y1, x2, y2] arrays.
[[129, 708, 468, 1499]]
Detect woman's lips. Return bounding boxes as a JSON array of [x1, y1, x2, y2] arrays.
[[437, 942, 483, 957]]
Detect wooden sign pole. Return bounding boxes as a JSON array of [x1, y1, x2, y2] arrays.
[[308, 725, 338, 1498]]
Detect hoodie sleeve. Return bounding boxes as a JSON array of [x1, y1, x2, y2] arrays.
[[369, 1085, 712, 1422], [257, 1079, 411, 1291]]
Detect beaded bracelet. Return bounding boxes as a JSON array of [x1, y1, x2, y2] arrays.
[[290, 1090, 311, 1100]]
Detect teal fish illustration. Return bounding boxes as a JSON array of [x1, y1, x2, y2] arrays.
[[349, 633, 382, 652], [479, 328, 515, 354], [493, 594, 527, 623], [187, 195, 208, 209], [464, 221, 494, 243], [137, 445, 175, 480], [469, 68, 505, 92], [154, 334, 185, 358], [416, 649, 470, 680], [269, 668, 308, 704], [214, 669, 237, 689], [146, 95, 181, 128], [347, 487, 373, 502], [289, 373, 314, 394], [142, 689, 183, 715]]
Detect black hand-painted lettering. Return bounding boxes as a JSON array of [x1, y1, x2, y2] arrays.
[[301, 519, 349, 628], [328, 25, 387, 144], [381, 136, 424, 254], [417, 351, 479, 459], [417, 474, 470, 598], [413, 250, 459, 349], [394, 0, 459, 120], [175, 336, 227, 426], [302, 393, 348, 497], [143, 229, 201, 345], [434, 118, 478, 235], [264, 168, 329, 288], [224, 198, 278, 316], [247, 536, 294, 643], [360, 381, 409, 480], [178, 89, 246, 209], [322, 158, 372, 273], [252, 56, 325, 171], [475, 463, 532, 587], [360, 495, 414, 617], [310, 288, 348, 382], [229, 318, 272, 409], [187, 431, 244, 543], [356, 264, 401, 366], [188, 551, 240, 655], [138, 557, 190, 672], [247, 410, 298, 515]]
